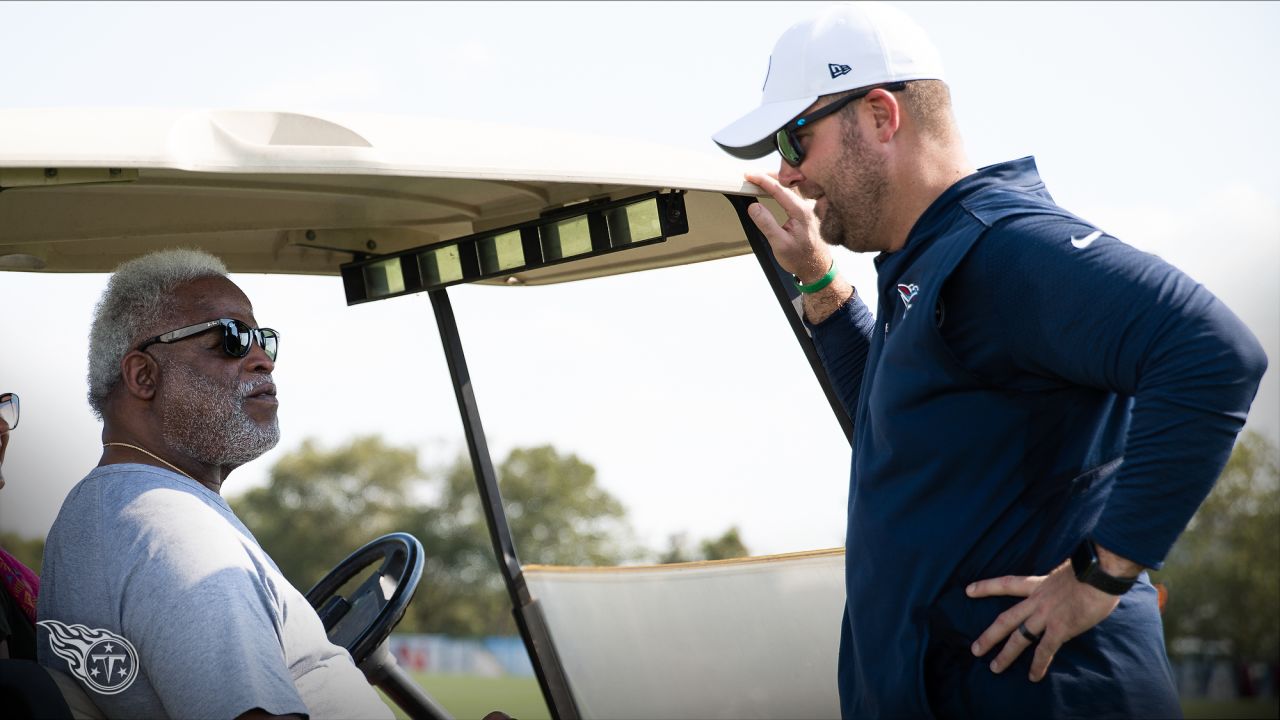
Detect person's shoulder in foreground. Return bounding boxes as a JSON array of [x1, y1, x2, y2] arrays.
[[42, 463, 310, 718], [36, 248, 393, 720]]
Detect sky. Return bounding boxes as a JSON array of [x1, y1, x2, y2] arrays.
[[0, 1, 1276, 560]]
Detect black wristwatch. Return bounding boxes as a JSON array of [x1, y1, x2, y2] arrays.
[[1071, 538, 1138, 595]]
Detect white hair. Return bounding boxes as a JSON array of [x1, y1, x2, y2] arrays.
[[87, 248, 229, 419]]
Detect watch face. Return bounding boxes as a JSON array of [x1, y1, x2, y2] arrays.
[[1071, 539, 1135, 595], [1071, 539, 1095, 579]]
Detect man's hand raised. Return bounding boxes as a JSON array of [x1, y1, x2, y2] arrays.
[[744, 172, 853, 324], [743, 172, 830, 281]]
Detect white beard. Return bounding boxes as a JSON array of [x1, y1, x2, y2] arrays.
[[159, 362, 279, 468]]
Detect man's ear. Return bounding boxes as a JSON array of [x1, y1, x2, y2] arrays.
[[120, 350, 160, 401], [865, 88, 902, 143]]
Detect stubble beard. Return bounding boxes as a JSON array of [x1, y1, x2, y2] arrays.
[[159, 361, 280, 469], [818, 120, 890, 254]]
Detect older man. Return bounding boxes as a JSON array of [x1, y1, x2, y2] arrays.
[[714, 3, 1268, 718], [36, 249, 392, 719]]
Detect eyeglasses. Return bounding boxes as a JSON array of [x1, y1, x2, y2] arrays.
[[137, 318, 280, 361], [0, 393, 17, 430], [774, 82, 907, 167]]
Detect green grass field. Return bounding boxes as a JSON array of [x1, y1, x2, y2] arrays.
[[1182, 698, 1280, 719], [383, 675, 1277, 720], [382, 673, 549, 720]]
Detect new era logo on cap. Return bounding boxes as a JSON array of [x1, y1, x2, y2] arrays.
[[828, 63, 852, 79]]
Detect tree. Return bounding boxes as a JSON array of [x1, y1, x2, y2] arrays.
[[657, 526, 750, 564], [420, 445, 638, 636], [0, 532, 43, 574], [699, 526, 749, 561], [1153, 430, 1280, 663], [233, 438, 638, 637], [232, 436, 429, 594]]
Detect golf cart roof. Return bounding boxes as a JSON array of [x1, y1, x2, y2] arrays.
[[0, 108, 769, 284]]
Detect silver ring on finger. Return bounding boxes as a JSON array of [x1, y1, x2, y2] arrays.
[[1017, 622, 1043, 644]]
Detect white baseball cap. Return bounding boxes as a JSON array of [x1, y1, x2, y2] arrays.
[[713, 2, 946, 159]]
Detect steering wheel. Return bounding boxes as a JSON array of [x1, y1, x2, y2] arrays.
[[306, 533, 454, 720], [305, 532, 424, 667]]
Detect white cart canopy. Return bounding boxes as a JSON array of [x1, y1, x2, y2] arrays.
[[0, 108, 768, 283]]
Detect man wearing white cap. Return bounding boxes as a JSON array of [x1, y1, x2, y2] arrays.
[[714, 3, 1267, 718]]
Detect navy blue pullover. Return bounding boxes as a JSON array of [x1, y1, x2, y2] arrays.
[[810, 158, 1267, 718]]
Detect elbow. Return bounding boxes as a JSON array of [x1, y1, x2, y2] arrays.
[[1182, 316, 1271, 418], [1221, 325, 1270, 404], [1237, 331, 1269, 389]]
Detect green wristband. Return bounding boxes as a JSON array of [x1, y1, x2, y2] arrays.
[[794, 260, 837, 294]]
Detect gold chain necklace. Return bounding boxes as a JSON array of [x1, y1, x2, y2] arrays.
[[103, 442, 196, 482]]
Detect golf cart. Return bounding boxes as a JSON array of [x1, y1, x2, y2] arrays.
[[0, 108, 852, 719]]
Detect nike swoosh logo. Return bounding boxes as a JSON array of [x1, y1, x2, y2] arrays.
[[1071, 230, 1103, 249]]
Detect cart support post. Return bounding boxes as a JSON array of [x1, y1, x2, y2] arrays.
[[428, 288, 581, 720], [724, 194, 854, 443]]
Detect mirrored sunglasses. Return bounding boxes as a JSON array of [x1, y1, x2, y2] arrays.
[[137, 318, 279, 361]]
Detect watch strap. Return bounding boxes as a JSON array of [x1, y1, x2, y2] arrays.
[[1071, 539, 1137, 595]]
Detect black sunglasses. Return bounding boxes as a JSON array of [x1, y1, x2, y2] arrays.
[[137, 318, 279, 361], [774, 82, 907, 167]]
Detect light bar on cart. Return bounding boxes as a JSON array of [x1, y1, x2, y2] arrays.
[[340, 191, 688, 306]]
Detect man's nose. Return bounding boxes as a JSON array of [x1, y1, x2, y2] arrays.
[[244, 340, 274, 374], [778, 159, 805, 188]]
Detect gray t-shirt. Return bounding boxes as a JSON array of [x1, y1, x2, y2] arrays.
[[36, 464, 394, 720]]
